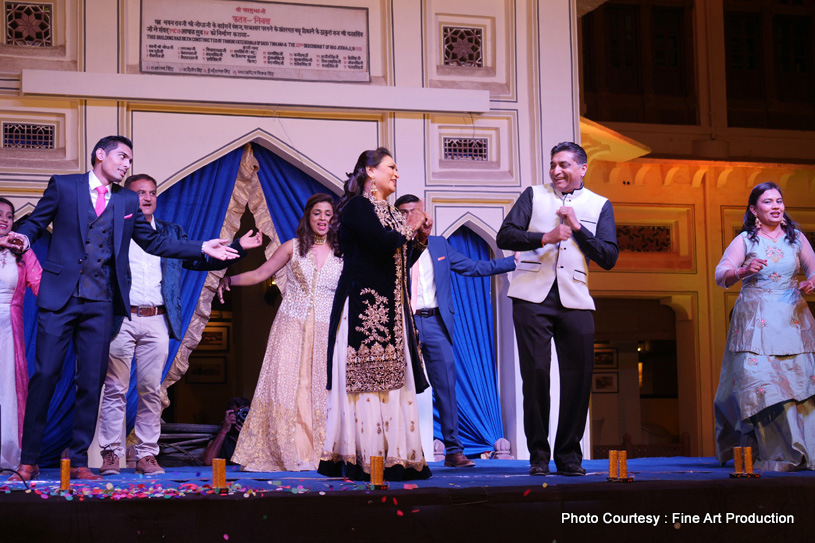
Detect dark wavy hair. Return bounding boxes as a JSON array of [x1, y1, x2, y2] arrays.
[[338, 147, 393, 213], [0, 197, 22, 263], [742, 182, 797, 244], [91, 135, 133, 167], [296, 193, 340, 257]]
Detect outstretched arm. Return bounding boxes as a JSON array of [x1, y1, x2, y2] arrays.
[[445, 238, 516, 277], [216, 239, 294, 303]]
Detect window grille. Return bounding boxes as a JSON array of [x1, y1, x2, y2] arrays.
[[2, 122, 56, 149], [443, 137, 489, 161], [442, 26, 483, 67], [5, 2, 52, 46]]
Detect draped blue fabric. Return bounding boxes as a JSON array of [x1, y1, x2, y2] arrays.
[[23, 234, 77, 466], [437, 227, 504, 456], [120, 147, 245, 431], [251, 143, 335, 240], [123, 143, 328, 432]]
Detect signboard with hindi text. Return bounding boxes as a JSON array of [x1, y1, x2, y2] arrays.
[[140, 0, 369, 82]]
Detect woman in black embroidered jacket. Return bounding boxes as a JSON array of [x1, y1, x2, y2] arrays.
[[318, 147, 432, 481]]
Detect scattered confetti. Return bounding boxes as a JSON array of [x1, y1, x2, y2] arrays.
[[523, 489, 531, 496]]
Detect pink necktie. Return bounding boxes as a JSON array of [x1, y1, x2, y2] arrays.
[[94, 185, 107, 217]]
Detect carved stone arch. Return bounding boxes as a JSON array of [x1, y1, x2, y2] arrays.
[[13, 201, 38, 219], [158, 128, 344, 196]]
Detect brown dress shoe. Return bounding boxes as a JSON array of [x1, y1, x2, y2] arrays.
[[8, 464, 39, 482], [444, 452, 476, 467], [70, 466, 103, 480], [136, 455, 165, 475], [100, 449, 120, 475]]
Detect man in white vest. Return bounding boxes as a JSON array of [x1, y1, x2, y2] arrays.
[[497, 142, 618, 476]]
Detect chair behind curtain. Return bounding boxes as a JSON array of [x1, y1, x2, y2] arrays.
[[440, 226, 504, 456]]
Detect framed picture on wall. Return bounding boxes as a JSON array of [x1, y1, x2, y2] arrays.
[[198, 323, 230, 351], [186, 356, 227, 384], [591, 372, 618, 394], [593, 347, 618, 369]]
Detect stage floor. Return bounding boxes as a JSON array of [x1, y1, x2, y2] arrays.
[[2, 457, 814, 542]]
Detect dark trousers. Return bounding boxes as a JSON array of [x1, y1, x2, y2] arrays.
[[20, 297, 114, 466], [512, 285, 594, 468], [414, 313, 463, 455]]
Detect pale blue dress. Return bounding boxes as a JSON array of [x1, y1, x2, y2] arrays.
[[714, 230, 815, 471]]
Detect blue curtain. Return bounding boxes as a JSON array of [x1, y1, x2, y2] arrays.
[[251, 143, 335, 240], [126, 143, 330, 431], [438, 227, 504, 456], [23, 234, 77, 466], [122, 146, 245, 431]]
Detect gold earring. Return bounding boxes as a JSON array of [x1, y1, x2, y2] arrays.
[[781, 216, 787, 226], [754, 214, 761, 230], [370, 179, 378, 195]]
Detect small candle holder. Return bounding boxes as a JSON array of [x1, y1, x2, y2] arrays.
[[212, 458, 228, 491], [730, 446, 760, 478], [368, 455, 388, 490], [607, 449, 634, 483], [60, 458, 71, 492]]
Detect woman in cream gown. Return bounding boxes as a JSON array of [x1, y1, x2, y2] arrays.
[[219, 194, 342, 471]]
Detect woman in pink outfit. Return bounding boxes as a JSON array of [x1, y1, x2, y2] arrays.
[[0, 197, 42, 470]]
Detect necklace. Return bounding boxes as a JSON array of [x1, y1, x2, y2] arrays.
[[759, 228, 784, 242], [314, 235, 327, 245]]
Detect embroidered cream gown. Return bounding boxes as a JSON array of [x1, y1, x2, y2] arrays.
[[232, 239, 342, 471]]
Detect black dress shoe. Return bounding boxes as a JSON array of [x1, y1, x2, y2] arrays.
[[529, 463, 550, 476], [444, 452, 475, 467], [556, 464, 586, 476]]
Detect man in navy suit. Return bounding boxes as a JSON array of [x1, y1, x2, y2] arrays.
[[1, 135, 238, 481], [396, 194, 515, 468]]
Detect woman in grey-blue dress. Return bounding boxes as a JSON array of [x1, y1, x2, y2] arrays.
[[714, 182, 815, 472]]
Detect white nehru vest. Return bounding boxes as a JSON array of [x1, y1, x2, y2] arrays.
[[507, 183, 608, 309]]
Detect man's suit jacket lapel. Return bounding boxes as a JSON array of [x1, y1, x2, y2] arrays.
[[76, 174, 90, 245]]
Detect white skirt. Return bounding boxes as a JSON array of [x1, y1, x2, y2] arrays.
[[320, 298, 429, 480]]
